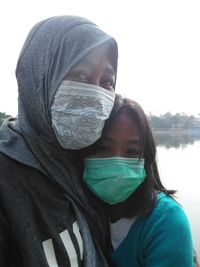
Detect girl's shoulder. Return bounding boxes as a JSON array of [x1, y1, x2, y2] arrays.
[[141, 192, 191, 236], [150, 192, 187, 222]]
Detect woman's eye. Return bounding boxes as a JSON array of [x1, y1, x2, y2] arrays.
[[101, 79, 115, 91], [78, 72, 88, 81]]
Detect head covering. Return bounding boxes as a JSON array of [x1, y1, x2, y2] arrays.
[[0, 15, 118, 252]]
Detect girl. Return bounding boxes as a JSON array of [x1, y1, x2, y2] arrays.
[[82, 94, 195, 267]]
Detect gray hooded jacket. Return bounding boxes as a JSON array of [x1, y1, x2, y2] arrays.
[[0, 16, 117, 267]]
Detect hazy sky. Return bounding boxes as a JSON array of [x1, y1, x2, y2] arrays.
[[1, 0, 200, 116]]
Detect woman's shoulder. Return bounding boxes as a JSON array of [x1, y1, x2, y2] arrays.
[[0, 152, 29, 174], [0, 153, 21, 176], [0, 152, 18, 167], [0, 152, 38, 187]]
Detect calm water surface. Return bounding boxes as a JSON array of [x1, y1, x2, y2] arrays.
[[155, 135, 200, 258]]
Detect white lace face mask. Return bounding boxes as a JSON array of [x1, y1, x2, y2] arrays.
[[51, 80, 115, 149]]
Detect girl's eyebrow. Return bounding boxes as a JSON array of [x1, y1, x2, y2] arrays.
[[102, 136, 140, 145], [127, 139, 140, 145], [100, 136, 114, 143]]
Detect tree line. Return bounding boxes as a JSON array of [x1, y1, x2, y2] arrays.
[[1, 111, 200, 129], [148, 112, 200, 130]]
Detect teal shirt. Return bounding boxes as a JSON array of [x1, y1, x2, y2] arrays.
[[111, 193, 194, 267]]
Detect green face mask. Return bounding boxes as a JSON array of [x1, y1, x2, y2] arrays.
[[83, 157, 146, 205]]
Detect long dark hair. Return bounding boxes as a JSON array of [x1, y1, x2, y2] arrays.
[[78, 94, 176, 219]]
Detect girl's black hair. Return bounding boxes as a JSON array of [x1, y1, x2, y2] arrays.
[[78, 94, 176, 220]]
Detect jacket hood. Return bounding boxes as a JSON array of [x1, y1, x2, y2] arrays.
[[0, 15, 118, 169]]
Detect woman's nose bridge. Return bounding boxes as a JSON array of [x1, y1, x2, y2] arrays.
[[90, 74, 100, 86], [89, 66, 103, 86]]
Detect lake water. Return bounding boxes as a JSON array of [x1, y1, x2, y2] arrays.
[[154, 134, 200, 258]]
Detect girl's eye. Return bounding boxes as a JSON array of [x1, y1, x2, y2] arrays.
[[94, 144, 112, 156], [98, 145, 111, 152], [126, 149, 140, 158]]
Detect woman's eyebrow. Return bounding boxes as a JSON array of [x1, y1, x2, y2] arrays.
[[71, 60, 91, 70], [75, 59, 116, 76], [104, 68, 116, 76]]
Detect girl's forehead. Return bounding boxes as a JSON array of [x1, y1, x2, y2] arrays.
[[103, 113, 139, 137]]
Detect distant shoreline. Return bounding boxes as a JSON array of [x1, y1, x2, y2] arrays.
[[153, 128, 200, 136]]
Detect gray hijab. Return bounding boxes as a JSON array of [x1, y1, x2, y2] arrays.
[[0, 15, 118, 257]]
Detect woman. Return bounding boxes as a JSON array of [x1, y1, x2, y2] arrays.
[[0, 16, 118, 266], [82, 94, 195, 266]]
